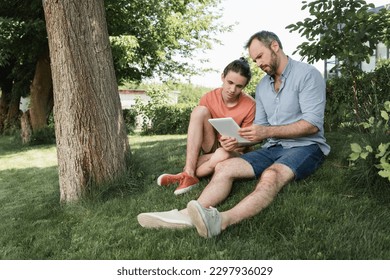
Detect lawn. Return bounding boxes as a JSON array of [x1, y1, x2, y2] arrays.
[[0, 132, 389, 260]]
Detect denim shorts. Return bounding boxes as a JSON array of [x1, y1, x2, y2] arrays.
[[240, 144, 325, 180]]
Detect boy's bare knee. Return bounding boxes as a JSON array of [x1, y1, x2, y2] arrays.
[[191, 106, 210, 119]]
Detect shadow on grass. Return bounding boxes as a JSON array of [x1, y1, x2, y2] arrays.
[[87, 137, 188, 202], [0, 135, 55, 157]]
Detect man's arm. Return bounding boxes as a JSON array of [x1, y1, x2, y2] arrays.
[[239, 119, 318, 143]]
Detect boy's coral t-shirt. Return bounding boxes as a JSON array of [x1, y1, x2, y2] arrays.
[[199, 87, 256, 131]]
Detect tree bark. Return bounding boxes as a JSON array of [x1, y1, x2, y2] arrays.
[[20, 110, 32, 144], [0, 66, 14, 133], [0, 89, 10, 133], [29, 52, 53, 132], [43, 0, 130, 203], [6, 94, 22, 130]]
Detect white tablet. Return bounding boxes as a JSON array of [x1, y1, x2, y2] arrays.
[[208, 117, 251, 144]]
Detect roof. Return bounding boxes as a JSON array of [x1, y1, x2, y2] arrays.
[[118, 89, 146, 95], [369, 4, 390, 13]]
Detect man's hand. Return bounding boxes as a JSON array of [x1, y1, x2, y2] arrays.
[[239, 125, 269, 142]]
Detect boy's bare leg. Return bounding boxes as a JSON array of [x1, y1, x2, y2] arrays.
[[196, 148, 239, 178], [183, 106, 216, 177]]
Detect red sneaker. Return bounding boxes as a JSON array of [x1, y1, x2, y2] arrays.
[[174, 172, 199, 195], [157, 173, 183, 186]]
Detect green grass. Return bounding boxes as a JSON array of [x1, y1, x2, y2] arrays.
[[0, 132, 389, 260]]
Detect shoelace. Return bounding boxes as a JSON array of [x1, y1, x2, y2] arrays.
[[207, 206, 218, 217]]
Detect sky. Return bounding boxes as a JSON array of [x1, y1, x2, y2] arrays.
[[190, 0, 389, 88]]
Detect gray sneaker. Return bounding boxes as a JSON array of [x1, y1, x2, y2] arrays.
[[137, 209, 193, 229], [187, 200, 221, 238]]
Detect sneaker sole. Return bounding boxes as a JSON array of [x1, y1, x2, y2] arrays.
[[137, 213, 192, 229], [187, 201, 209, 238], [173, 183, 198, 195]]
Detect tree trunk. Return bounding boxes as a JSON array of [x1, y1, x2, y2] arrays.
[[43, 0, 130, 203], [29, 52, 53, 132], [20, 110, 32, 144], [0, 89, 10, 133], [0, 62, 14, 134], [6, 94, 22, 130]]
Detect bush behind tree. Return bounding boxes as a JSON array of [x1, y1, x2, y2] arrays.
[[144, 104, 194, 135], [133, 84, 196, 135], [122, 108, 138, 135]]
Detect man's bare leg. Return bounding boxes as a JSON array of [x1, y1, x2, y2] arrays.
[[219, 163, 295, 230], [180, 157, 255, 216], [186, 162, 294, 236]]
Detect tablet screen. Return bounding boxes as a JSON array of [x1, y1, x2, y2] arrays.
[[208, 117, 250, 144]]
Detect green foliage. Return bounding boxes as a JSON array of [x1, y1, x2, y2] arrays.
[[1, 0, 230, 103], [146, 104, 194, 135], [288, 0, 390, 125], [245, 58, 265, 97], [0, 0, 47, 64], [120, 81, 208, 134], [174, 83, 211, 104], [134, 85, 171, 132], [106, 0, 230, 83], [325, 76, 352, 131], [0, 0, 47, 97], [109, 36, 140, 84], [286, 0, 390, 129], [29, 127, 56, 146], [348, 101, 390, 184], [134, 84, 196, 135], [122, 108, 138, 135], [325, 61, 390, 130], [286, 0, 390, 75], [25, 112, 55, 145]]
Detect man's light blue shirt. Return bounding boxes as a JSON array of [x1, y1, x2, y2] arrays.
[[254, 57, 330, 155]]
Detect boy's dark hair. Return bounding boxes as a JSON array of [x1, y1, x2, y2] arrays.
[[222, 57, 251, 85], [245, 30, 283, 50]]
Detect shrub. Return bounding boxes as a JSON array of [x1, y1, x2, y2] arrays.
[[325, 76, 354, 131], [145, 104, 194, 135], [29, 126, 56, 145], [28, 113, 56, 145], [325, 62, 390, 131], [348, 101, 390, 186], [122, 108, 137, 134], [134, 84, 196, 135]]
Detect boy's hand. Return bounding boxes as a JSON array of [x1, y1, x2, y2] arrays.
[[219, 136, 238, 152]]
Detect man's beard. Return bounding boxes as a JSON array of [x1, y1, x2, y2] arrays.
[[263, 51, 278, 76]]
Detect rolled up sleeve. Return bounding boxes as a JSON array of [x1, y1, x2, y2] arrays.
[[299, 69, 326, 130]]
